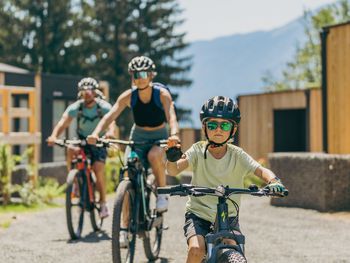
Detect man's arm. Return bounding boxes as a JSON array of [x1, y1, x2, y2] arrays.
[[160, 90, 179, 137], [47, 113, 73, 145]]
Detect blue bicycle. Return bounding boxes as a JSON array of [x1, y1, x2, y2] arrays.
[[99, 138, 167, 263]]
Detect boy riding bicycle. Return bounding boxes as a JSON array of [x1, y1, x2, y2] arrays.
[[166, 96, 286, 263], [47, 77, 116, 218]]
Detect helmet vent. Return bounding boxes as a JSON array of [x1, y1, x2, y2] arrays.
[[217, 101, 224, 112], [208, 100, 214, 110], [227, 101, 233, 112]]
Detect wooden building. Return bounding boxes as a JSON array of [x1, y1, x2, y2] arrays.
[[321, 22, 350, 154], [238, 89, 322, 160]]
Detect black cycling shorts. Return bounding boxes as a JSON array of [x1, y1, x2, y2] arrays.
[[183, 212, 243, 244]]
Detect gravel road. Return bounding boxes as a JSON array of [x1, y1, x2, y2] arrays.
[[0, 195, 350, 263]]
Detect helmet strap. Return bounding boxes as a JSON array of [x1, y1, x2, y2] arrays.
[[203, 126, 234, 159]]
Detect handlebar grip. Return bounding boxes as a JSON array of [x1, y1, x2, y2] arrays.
[[157, 187, 173, 194]]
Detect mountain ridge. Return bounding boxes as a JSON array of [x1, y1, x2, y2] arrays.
[[178, 17, 306, 127]]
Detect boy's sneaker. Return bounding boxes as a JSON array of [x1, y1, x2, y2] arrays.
[[156, 194, 169, 213], [119, 230, 128, 248], [99, 203, 109, 219]]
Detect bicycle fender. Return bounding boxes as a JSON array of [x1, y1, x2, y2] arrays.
[[67, 169, 79, 184]]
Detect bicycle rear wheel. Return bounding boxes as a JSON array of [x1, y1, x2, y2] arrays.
[[217, 249, 247, 263], [112, 180, 136, 263], [143, 177, 163, 261], [90, 172, 103, 231], [66, 170, 84, 240]]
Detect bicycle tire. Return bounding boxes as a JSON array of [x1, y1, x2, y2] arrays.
[[66, 170, 84, 240], [217, 249, 247, 263], [90, 173, 103, 232], [143, 176, 163, 261], [112, 180, 136, 263]]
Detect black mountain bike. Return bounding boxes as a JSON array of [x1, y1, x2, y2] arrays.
[[99, 138, 167, 263], [55, 139, 103, 240], [158, 184, 288, 263]]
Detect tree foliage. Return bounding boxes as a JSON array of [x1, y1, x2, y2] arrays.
[[262, 0, 350, 91], [0, 0, 192, 137]]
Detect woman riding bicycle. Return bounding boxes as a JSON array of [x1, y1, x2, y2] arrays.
[[166, 96, 287, 263]]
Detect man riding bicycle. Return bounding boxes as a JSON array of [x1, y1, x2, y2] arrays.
[[88, 56, 180, 211], [47, 77, 116, 219], [166, 96, 287, 263]]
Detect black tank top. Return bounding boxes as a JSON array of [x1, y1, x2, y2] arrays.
[[132, 89, 166, 127]]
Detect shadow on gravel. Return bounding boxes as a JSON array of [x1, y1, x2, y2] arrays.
[[66, 230, 111, 244]]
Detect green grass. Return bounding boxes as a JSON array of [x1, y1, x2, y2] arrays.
[[0, 202, 62, 214], [0, 220, 11, 229]]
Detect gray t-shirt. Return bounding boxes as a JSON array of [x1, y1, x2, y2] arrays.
[[65, 99, 112, 138], [185, 141, 261, 222]]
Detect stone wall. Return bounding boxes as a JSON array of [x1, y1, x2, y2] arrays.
[[12, 162, 67, 185], [268, 153, 350, 212]]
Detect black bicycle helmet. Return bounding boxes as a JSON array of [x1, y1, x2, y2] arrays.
[[200, 96, 240, 124], [128, 56, 156, 72], [77, 77, 99, 90], [200, 96, 241, 158]]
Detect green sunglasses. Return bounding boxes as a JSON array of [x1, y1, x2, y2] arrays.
[[206, 121, 233, 131]]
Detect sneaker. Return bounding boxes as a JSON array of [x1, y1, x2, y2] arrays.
[[119, 230, 128, 248], [156, 194, 169, 213], [99, 203, 110, 219]]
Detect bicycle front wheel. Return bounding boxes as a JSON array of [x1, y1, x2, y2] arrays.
[[217, 249, 247, 263], [143, 178, 163, 261], [66, 170, 84, 240], [112, 180, 136, 263]]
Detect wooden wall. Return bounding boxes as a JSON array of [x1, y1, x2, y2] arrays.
[[238, 89, 322, 160], [326, 23, 350, 153]]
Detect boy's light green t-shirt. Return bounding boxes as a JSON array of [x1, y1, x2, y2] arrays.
[[185, 141, 260, 223]]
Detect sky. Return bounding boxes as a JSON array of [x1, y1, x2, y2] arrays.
[[177, 0, 337, 41]]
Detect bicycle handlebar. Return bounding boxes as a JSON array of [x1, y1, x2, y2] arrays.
[[96, 138, 168, 148], [54, 139, 86, 147], [157, 184, 289, 198]]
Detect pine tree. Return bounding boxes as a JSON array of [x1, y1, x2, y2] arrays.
[[0, 0, 79, 73]]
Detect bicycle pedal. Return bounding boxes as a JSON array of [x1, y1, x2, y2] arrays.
[[162, 225, 169, 230]]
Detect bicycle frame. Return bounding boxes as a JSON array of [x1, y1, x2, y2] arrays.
[[71, 148, 95, 210], [123, 147, 158, 235], [206, 196, 245, 262]]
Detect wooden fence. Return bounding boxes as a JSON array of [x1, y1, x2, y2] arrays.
[[0, 79, 41, 182]]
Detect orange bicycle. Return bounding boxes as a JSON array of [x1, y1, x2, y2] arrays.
[[55, 139, 103, 240]]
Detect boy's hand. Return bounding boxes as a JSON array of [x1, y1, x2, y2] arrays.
[[166, 140, 183, 162], [265, 181, 286, 194]]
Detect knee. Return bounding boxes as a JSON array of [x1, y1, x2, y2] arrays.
[[147, 148, 163, 163], [188, 244, 206, 259]]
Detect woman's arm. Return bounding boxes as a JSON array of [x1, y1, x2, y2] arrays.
[[88, 90, 130, 143], [160, 89, 179, 137]]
